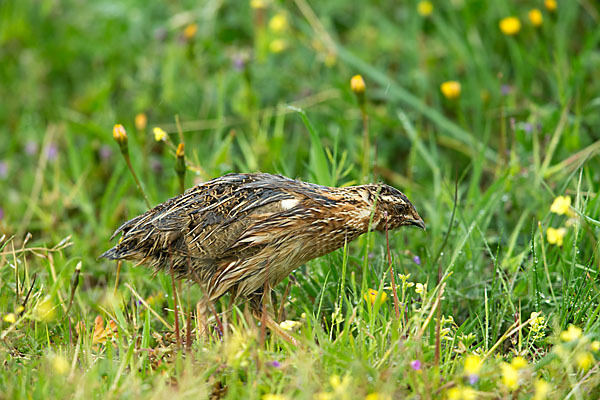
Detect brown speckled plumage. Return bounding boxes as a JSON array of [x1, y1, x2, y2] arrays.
[[101, 172, 424, 306]]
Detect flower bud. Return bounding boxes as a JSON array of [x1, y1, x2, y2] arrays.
[[350, 75, 366, 94], [112, 124, 128, 153], [176, 142, 185, 159], [175, 143, 186, 178]]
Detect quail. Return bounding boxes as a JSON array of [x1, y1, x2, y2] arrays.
[[101, 173, 424, 338]]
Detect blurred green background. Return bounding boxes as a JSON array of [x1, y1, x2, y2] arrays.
[[2, 0, 597, 256]]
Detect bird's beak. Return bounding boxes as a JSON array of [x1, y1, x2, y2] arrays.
[[409, 217, 426, 230]]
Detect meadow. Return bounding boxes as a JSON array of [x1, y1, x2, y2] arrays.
[[1, 0, 600, 398]]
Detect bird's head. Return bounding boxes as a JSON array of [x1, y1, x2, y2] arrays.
[[368, 184, 425, 231]]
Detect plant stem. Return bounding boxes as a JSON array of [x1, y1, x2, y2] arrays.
[[386, 216, 400, 319], [123, 154, 151, 208]]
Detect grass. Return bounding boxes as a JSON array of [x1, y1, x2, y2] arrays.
[[1, 0, 600, 398]]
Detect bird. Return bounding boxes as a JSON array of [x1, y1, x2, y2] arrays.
[[101, 172, 424, 339]]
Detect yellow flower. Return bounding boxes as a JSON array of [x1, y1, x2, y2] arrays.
[[112, 124, 128, 145], [146, 292, 165, 306], [329, 374, 351, 391], [415, 283, 427, 294], [262, 395, 287, 400], [279, 320, 301, 331], [417, 1, 433, 17], [546, 227, 566, 247], [499, 17, 521, 35], [364, 288, 387, 305], [591, 341, 600, 352], [447, 386, 476, 400], [545, 0, 557, 12], [500, 363, 519, 390], [530, 311, 545, 327], [350, 75, 366, 94], [269, 39, 287, 53], [533, 379, 551, 400], [511, 356, 528, 370], [52, 354, 69, 375], [446, 387, 460, 400], [550, 195, 571, 215], [134, 113, 147, 130], [34, 298, 56, 322], [575, 351, 594, 371], [153, 127, 167, 142], [440, 81, 461, 100], [3, 313, 16, 323], [365, 393, 391, 400], [464, 354, 482, 375], [183, 23, 198, 40], [329, 375, 340, 388], [560, 325, 582, 342], [528, 9, 543, 27], [250, 0, 267, 9], [269, 14, 287, 33]]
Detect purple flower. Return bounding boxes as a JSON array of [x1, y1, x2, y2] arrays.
[[522, 122, 533, 133], [410, 360, 422, 371], [232, 55, 246, 71], [25, 140, 38, 156], [0, 161, 7, 179], [467, 374, 479, 385], [413, 255, 421, 265], [501, 85, 512, 96], [99, 145, 113, 160], [150, 158, 163, 173], [154, 27, 167, 42], [270, 360, 282, 368], [46, 143, 58, 161]]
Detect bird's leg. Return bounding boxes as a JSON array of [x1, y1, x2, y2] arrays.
[[251, 293, 298, 346], [195, 295, 223, 340], [185, 303, 193, 350], [264, 313, 299, 346], [260, 281, 270, 346], [187, 258, 226, 341], [277, 280, 292, 322], [196, 297, 209, 339], [168, 247, 181, 348], [223, 293, 236, 339]]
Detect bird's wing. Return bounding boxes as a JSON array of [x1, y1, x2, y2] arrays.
[[100, 173, 301, 262]]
